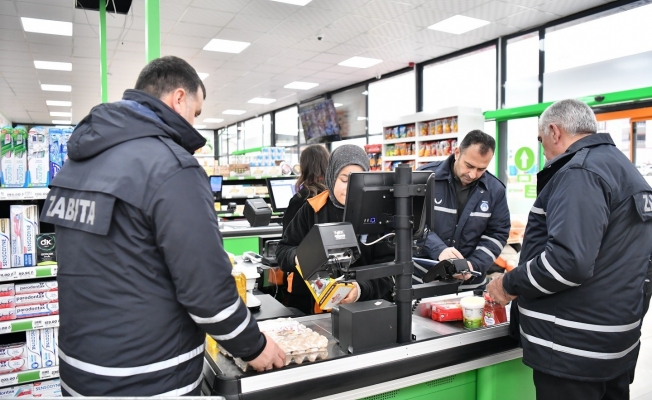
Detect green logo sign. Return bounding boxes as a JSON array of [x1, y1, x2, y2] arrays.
[[525, 185, 537, 198], [515, 147, 535, 172]]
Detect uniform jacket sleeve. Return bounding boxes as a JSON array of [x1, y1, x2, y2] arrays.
[[276, 202, 314, 274], [422, 231, 448, 260], [503, 168, 610, 299], [465, 187, 510, 274], [148, 167, 265, 359]]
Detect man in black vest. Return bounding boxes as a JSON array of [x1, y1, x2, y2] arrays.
[[488, 99, 652, 400], [41, 56, 285, 396]]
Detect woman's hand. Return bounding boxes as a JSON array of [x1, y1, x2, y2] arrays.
[[340, 282, 360, 304]]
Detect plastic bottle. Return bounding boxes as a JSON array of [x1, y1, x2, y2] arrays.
[[483, 292, 507, 327]]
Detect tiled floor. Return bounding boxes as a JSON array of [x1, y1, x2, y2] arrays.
[[632, 315, 652, 399]]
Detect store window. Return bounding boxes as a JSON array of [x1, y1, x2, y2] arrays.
[[597, 119, 631, 161], [544, 2, 652, 101], [244, 117, 263, 149], [423, 46, 496, 113], [505, 117, 540, 223], [275, 106, 299, 147], [226, 124, 237, 163], [634, 119, 652, 185], [237, 122, 245, 151], [505, 34, 539, 108], [484, 120, 497, 177], [331, 85, 368, 138], [263, 114, 272, 147], [368, 72, 415, 135]]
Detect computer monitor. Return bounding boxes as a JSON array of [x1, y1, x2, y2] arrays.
[[342, 171, 434, 237], [266, 177, 298, 212], [209, 175, 223, 200]]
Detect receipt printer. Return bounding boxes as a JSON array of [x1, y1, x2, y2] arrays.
[[244, 198, 272, 227], [332, 300, 397, 354]]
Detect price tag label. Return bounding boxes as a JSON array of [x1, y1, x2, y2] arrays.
[[40, 368, 58, 380], [22, 191, 34, 199], [0, 191, 7, 200], [0, 323, 12, 334], [34, 189, 49, 199], [0, 374, 17, 386], [16, 269, 36, 280], [51, 265, 58, 276], [0, 270, 18, 281]]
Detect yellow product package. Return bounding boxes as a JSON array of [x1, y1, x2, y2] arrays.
[[296, 264, 353, 310]]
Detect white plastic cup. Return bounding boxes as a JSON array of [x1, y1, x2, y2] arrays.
[[460, 296, 485, 329]]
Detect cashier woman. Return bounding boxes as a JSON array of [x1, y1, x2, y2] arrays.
[[277, 145, 394, 314]]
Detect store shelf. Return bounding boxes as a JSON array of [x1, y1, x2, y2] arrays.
[[222, 194, 269, 200], [0, 265, 57, 282], [231, 147, 263, 156], [0, 315, 59, 334], [419, 156, 449, 162], [384, 156, 416, 161], [0, 366, 58, 388], [383, 137, 417, 144], [224, 176, 284, 181], [417, 133, 458, 141], [0, 188, 49, 201]]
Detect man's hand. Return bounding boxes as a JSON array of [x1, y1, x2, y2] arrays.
[[248, 333, 286, 372], [453, 261, 474, 281], [439, 247, 463, 261], [487, 274, 517, 306], [340, 282, 359, 304]]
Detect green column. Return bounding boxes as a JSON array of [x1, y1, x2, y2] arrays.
[[99, 0, 108, 103], [145, 0, 161, 62]]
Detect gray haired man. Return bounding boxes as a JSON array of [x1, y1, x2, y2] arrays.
[[488, 99, 652, 400]]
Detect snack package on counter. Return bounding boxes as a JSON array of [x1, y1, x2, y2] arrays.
[[443, 118, 452, 134], [451, 117, 458, 133], [431, 303, 463, 322], [26, 330, 41, 370], [0, 358, 27, 375], [14, 291, 58, 306], [27, 127, 49, 188], [0, 343, 26, 362], [15, 303, 58, 319], [10, 205, 38, 268], [0, 383, 32, 398], [40, 328, 56, 368], [0, 220, 11, 269], [15, 281, 57, 295], [32, 379, 61, 397], [407, 125, 415, 137], [428, 121, 436, 136]]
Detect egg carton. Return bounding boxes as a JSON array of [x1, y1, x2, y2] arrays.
[[234, 347, 329, 372]]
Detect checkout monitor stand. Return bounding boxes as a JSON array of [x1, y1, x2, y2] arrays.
[[334, 164, 462, 351]]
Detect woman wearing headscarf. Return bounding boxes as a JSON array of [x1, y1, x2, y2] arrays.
[[276, 145, 394, 314]]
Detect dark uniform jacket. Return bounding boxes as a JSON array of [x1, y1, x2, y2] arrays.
[[416, 156, 510, 288], [504, 133, 652, 381], [40, 90, 265, 396]]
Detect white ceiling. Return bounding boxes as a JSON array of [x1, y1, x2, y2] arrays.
[[0, 0, 614, 128]]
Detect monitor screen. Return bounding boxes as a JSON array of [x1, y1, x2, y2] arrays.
[[299, 98, 341, 144], [209, 176, 223, 193], [267, 178, 298, 212]]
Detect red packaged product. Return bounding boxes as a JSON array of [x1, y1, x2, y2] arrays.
[[431, 303, 463, 322], [483, 293, 507, 326]]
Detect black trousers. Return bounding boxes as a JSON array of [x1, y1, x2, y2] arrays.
[[533, 370, 631, 400]]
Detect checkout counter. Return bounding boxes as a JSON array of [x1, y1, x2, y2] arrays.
[[220, 220, 283, 256]]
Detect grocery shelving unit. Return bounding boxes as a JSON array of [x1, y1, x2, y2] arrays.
[[382, 107, 485, 171], [0, 315, 58, 334], [0, 366, 59, 388]]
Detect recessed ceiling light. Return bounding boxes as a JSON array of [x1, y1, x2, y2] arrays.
[[270, 0, 313, 5], [428, 15, 490, 34], [41, 84, 71, 92], [248, 97, 277, 105], [46, 100, 72, 107], [338, 57, 383, 69], [52, 120, 72, 125], [194, 125, 207, 129], [203, 118, 224, 123], [333, 103, 343, 108], [203, 39, 250, 54], [21, 17, 72, 36], [34, 61, 72, 71], [284, 81, 319, 90], [50, 111, 71, 117], [198, 72, 209, 80], [222, 110, 246, 115]]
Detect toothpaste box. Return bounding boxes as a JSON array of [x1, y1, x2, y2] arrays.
[[15, 281, 57, 295], [1, 126, 28, 188], [15, 303, 58, 319], [32, 379, 60, 397], [14, 291, 57, 306], [35, 234, 55, 266], [0, 308, 15, 321], [0, 127, 13, 189], [40, 328, 56, 368], [0, 297, 14, 309], [53, 328, 58, 366], [0, 359, 27, 375], [48, 128, 62, 181], [27, 127, 49, 188], [0, 220, 11, 269], [0, 343, 25, 362], [0, 384, 32, 398], [61, 128, 73, 166], [0, 284, 13, 297], [25, 330, 40, 370], [10, 205, 39, 268]]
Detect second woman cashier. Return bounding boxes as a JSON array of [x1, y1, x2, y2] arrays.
[[276, 145, 394, 313]]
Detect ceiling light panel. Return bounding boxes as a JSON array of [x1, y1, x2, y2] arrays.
[[338, 56, 383, 68], [270, 0, 313, 6], [427, 15, 490, 34], [222, 110, 247, 115], [34, 61, 72, 71], [52, 120, 72, 125], [203, 39, 251, 54], [248, 97, 277, 104], [284, 81, 319, 90], [50, 111, 71, 117], [46, 100, 72, 107], [21, 17, 73, 36], [41, 84, 71, 92]]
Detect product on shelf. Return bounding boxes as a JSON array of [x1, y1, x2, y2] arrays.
[[15, 281, 57, 295], [0, 284, 13, 298], [451, 116, 458, 133], [14, 292, 58, 307], [27, 127, 49, 188], [435, 120, 443, 135], [0, 296, 14, 309], [0, 343, 25, 362], [32, 379, 61, 397], [0, 383, 32, 397], [48, 128, 63, 180], [40, 328, 56, 368], [35, 234, 55, 266], [15, 303, 58, 319], [0, 308, 15, 321], [26, 330, 40, 370], [0, 220, 11, 269], [451, 139, 458, 152], [398, 125, 407, 138], [0, 358, 27, 375], [406, 124, 416, 137], [10, 205, 39, 268], [1, 126, 28, 188], [420, 123, 428, 137], [428, 121, 436, 136], [443, 118, 451, 134], [52, 328, 58, 366], [441, 140, 451, 156]]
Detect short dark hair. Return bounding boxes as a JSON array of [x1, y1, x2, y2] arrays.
[[135, 56, 206, 100], [459, 130, 495, 156]]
